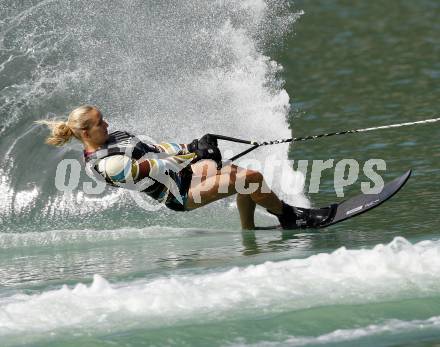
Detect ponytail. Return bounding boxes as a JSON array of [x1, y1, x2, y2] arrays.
[[35, 120, 75, 146]]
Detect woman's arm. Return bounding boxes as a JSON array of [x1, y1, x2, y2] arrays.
[[96, 152, 196, 185], [152, 142, 192, 156], [137, 152, 196, 179]]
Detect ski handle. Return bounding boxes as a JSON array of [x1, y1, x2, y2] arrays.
[[209, 117, 440, 166]]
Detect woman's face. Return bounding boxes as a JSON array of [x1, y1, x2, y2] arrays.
[[84, 108, 109, 145]]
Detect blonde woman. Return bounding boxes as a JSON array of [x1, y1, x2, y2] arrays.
[[37, 105, 331, 229]]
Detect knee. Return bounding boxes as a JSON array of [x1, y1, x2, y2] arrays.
[[245, 170, 263, 184], [231, 169, 263, 194]]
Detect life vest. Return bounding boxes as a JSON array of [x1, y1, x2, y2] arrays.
[[84, 131, 172, 200]]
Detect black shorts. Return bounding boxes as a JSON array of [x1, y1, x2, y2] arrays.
[[164, 169, 193, 212]]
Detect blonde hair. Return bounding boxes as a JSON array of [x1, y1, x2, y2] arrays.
[[36, 105, 98, 146]]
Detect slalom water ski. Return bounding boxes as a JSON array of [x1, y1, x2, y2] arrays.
[[256, 169, 412, 230]]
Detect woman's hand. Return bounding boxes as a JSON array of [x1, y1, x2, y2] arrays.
[[187, 134, 222, 168]]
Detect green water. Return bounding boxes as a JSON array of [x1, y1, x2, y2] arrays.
[[284, 0, 440, 235], [1, 0, 440, 346]]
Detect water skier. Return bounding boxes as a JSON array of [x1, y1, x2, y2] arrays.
[[37, 105, 330, 229]]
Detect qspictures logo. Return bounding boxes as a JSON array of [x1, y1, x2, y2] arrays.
[[53, 134, 387, 211]]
